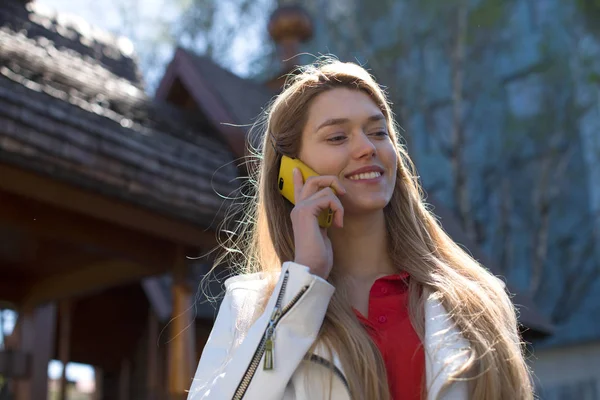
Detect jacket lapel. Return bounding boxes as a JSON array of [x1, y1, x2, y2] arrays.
[[312, 342, 346, 378]]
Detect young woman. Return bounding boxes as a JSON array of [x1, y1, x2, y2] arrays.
[[187, 59, 534, 400]]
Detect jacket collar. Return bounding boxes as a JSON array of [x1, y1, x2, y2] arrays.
[[312, 288, 470, 400]]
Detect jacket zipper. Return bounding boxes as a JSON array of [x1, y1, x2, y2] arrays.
[[306, 353, 351, 396], [232, 270, 310, 399]]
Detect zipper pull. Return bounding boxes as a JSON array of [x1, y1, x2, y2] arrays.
[[263, 323, 276, 370], [270, 306, 281, 321], [264, 302, 282, 371], [264, 336, 274, 370]]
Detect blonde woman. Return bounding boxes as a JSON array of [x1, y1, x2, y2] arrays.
[[187, 59, 534, 400]]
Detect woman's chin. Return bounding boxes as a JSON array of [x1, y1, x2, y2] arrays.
[[343, 197, 390, 215]]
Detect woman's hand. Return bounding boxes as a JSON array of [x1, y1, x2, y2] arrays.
[[290, 168, 346, 280]]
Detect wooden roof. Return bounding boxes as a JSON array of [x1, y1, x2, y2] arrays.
[[0, 0, 142, 83], [0, 5, 239, 228], [184, 51, 277, 131], [155, 48, 277, 159]]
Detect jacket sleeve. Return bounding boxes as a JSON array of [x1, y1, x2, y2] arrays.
[[187, 261, 335, 400]]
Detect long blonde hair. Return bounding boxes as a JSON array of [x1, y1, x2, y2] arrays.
[[214, 58, 533, 400]]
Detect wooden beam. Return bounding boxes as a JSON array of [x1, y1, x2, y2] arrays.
[[0, 163, 218, 248], [147, 310, 159, 400], [0, 190, 177, 269], [58, 300, 72, 400], [118, 359, 131, 400], [157, 334, 167, 399], [13, 303, 56, 400], [167, 247, 196, 400], [32, 244, 108, 276], [23, 260, 164, 307], [0, 278, 25, 305], [93, 367, 103, 400]]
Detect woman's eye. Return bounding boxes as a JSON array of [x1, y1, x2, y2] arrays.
[[371, 131, 388, 137], [327, 135, 347, 142]]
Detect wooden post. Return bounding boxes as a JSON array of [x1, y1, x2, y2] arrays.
[[5, 315, 22, 396], [147, 309, 159, 400], [157, 334, 166, 399], [167, 246, 196, 400], [58, 299, 72, 400], [93, 367, 103, 400], [118, 359, 131, 400], [13, 303, 57, 400]]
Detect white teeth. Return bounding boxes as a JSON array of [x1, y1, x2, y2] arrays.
[[349, 171, 381, 180]]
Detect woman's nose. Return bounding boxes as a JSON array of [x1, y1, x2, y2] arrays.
[[352, 132, 377, 159]]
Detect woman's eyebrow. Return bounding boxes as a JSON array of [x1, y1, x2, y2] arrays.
[[316, 114, 385, 132], [316, 118, 350, 132], [366, 114, 386, 123]]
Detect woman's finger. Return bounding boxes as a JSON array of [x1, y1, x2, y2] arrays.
[[304, 193, 344, 228], [300, 175, 346, 200], [292, 167, 304, 204], [307, 186, 336, 200]]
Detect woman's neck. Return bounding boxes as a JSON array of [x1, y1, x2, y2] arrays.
[[329, 210, 396, 282]]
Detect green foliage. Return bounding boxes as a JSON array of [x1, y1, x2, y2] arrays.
[[356, 0, 396, 22], [412, 0, 511, 34], [588, 72, 600, 84], [469, 0, 507, 29], [574, 0, 600, 35]]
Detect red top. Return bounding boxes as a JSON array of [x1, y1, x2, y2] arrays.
[[353, 272, 424, 400]]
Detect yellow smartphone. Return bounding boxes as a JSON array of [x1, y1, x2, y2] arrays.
[[278, 155, 333, 228]]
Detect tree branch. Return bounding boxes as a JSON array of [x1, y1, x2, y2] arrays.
[[529, 142, 574, 294], [450, 0, 476, 242]]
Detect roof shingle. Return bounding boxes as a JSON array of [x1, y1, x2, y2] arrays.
[[0, 0, 142, 84], [0, 24, 239, 228]]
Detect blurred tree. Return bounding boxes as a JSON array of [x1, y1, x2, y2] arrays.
[[292, 0, 600, 325], [574, 0, 600, 37], [167, 0, 276, 74], [105, 0, 276, 93]]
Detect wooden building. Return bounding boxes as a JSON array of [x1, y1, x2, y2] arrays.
[[0, 0, 242, 398], [0, 1, 551, 399]]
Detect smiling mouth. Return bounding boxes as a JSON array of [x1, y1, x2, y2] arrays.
[[348, 171, 383, 180]]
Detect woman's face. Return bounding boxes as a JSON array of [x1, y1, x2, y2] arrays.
[[298, 88, 398, 215]]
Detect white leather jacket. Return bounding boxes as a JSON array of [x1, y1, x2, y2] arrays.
[[187, 262, 470, 400]]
